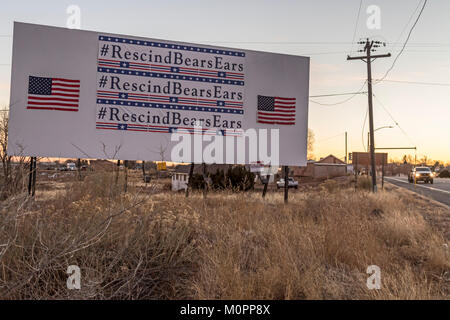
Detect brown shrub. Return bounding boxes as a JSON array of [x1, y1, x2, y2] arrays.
[[0, 174, 448, 299]]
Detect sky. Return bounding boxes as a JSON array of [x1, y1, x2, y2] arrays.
[[0, 0, 449, 163]]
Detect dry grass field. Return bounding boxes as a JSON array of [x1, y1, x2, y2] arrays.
[[0, 171, 448, 299]]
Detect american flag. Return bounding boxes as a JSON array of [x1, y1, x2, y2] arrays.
[[257, 95, 296, 125], [27, 76, 80, 112]]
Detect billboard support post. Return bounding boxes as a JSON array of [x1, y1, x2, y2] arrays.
[[31, 157, 36, 196], [27, 157, 33, 195], [77, 158, 81, 181], [262, 179, 268, 198], [284, 166, 289, 204], [124, 160, 128, 193], [28, 156, 36, 196], [262, 167, 270, 198], [185, 163, 194, 198], [202, 163, 207, 199], [115, 160, 120, 186], [142, 161, 146, 181]]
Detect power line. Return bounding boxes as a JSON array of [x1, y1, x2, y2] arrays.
[[200, 41, 355, 45], [392, 0, 424, 50], [2, 34, 450, 46], [349, 0, 363, 55], [376, 0, 428, 84], [361, 107, 368, 152], [373, 79, 450, 86], [386, 42, 450, 47], [297, 51, 351, 56], [309, 91, 368, 98], [316, 132, 346, 144], [372, 94, 399, 126], [309, 81, 367, 106], [372, 94, 416, 146]]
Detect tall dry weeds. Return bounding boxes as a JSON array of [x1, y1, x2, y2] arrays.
[[0, 172, 448, 299]]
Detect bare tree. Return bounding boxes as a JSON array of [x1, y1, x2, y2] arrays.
[[307, 128, 315, 160], [0, 110, 11, 183], [0, 109, 29, 199]]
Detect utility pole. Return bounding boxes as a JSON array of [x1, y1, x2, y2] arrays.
[[348, 39, 390, 192], [345, 132, 348, 164]]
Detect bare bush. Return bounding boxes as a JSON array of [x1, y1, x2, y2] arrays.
[[0, 111, 31, 199]]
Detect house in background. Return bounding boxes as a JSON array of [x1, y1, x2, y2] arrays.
[[172, 172, 189, 192], [318, 154, 346, 164], [293, 154, 347, 179]]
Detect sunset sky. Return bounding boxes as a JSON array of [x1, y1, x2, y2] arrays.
[[1, 0, 449, 163]]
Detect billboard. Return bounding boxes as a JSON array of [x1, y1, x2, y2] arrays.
[[351, 152, 388, 166], [7, 22, 309, 165]]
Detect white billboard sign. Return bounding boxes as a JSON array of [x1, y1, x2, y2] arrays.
[[8, 22, 309, 166]]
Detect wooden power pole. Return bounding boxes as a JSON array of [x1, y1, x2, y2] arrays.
[[345, 131, 348, 164], [347, 39, 390, 193]]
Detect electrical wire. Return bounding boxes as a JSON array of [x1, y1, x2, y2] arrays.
[[316, 132, 345, 144], [361, 107, 368, 152], [373, 79, 450, 86], [349, 0, 363, 55], [372, 94, 416, 146], [376, 0, 428, 84], [309, 81, 367, 106], [392, 0, 424, 50], [310, 91, 368, 98]]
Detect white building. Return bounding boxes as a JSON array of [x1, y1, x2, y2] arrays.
[[172, 173, 189, 192]]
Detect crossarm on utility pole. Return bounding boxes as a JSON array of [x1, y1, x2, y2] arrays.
[[347, 53, 391, 60]]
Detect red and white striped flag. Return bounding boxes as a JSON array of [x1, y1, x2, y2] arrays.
[[27, 76, 80, 112], [257, 95, 296, 125]]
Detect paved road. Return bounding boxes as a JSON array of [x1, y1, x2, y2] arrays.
[[385, 176, 450, 207]]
